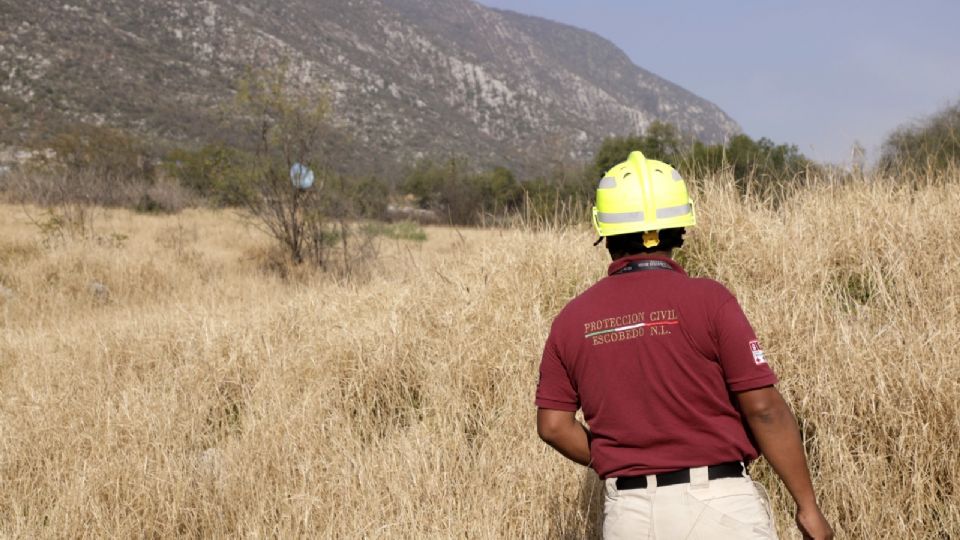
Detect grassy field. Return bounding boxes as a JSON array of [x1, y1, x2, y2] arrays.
[[1, 173, 959, 538]]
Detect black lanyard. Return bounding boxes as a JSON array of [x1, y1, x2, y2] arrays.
[[613, 260, 676, 275]]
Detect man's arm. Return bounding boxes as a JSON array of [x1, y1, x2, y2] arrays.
[[737, 386, 834, 540], [536, 408, 591, 466]]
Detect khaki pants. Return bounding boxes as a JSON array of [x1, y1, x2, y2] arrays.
[[602, 467, 778, 539]]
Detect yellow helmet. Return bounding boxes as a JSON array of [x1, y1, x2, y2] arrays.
[[592, 151, 696, 246]]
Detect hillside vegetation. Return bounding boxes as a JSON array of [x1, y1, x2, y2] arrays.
[[1, 168, 958, 538]]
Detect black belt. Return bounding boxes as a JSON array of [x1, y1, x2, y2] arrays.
[[615, 461, 744, 490]]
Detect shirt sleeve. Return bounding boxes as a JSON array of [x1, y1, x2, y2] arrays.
[[534, 330, 579, 411], [713, 297, 779, 392]]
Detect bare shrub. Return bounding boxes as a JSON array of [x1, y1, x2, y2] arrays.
[[3, 169, 186, 245], [2, 122, 195, 215], [232, 64, 378, 274], [127, 177, 193, 214], [10, 170, 102, 242]]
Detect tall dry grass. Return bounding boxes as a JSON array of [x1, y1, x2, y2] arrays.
[[1, 169, 958, 538]]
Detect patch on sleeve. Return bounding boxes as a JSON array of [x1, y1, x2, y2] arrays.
[[749, 340, 767, 365]]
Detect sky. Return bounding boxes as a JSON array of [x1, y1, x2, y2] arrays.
[[475, 0, 960, 165]]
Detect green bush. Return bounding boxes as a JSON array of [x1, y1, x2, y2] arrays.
[[345, 176, 390, 220], [394, 122, 815, 227], [589, 122, 811, 191], [163, 144, 254, 205], [519, 175, 592, 226], [401, 158, 455, 211], [682, 134, 812, 187], [522, 124, 815, 224], [880, 101, 960, 173], [476, 166, 523, 213], [32, 124, 154, 181], [400, 159, 523, 225]]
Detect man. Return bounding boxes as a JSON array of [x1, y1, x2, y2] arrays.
[[535, 151, 833, 539]]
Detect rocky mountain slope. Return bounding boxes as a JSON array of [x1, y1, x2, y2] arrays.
[[0, 0, 740, 173]]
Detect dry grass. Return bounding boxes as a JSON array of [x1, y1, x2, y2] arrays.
[[1, 170, 958, 538]]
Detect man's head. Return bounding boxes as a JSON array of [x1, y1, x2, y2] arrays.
[[592, 151, 695, 258]]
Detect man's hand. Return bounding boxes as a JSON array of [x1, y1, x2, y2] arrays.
[[796, 506, 834, 539], [536, 408, 591, 466]]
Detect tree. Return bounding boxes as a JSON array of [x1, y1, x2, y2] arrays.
[[680, 133, 812, 191], [590, 134, 645, 183], [232, 63, 363, 269], [880, 101, 960, 173], [401, 158, 462, 211], [641, 121, 683, 161], [588, 121, 684, 182], [477, 166, 523, 212]]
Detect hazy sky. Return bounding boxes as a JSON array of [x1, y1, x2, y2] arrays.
[[475, 0, 960, 165]]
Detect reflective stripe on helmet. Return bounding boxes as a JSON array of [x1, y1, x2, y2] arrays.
[[598, 211, 646, 224], [598, 177, 618, 189], [655, 204, 692, 220]]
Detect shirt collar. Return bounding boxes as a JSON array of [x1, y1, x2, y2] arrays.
[[607, 253, 687, 276]]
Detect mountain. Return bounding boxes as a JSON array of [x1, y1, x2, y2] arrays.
[[0, 0, 740, 175]]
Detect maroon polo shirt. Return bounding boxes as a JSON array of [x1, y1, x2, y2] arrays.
[[535, 253, 778, 479]]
